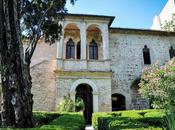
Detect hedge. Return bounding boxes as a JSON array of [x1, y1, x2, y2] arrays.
[[41, 112, 85, 130], [92, 109, 166, 130], [33, 111, 60, 126], [0, 112, 85, 130]]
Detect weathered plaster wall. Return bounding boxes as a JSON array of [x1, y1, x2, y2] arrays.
[[109, 32, 175, 109], [31, 60, 57, 111], [30, 41, 57, 111], [30, 40, 57, 66]]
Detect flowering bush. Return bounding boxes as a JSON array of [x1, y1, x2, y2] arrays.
[[139, 58, 175, 109]]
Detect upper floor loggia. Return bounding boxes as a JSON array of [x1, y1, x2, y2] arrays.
[[57, 14, 115, 72]]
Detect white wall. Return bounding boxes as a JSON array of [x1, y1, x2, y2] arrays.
[[151, 0, 175, 30]]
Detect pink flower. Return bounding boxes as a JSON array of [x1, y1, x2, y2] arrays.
[[161, 66, 167, 70], [167, 71, 173, 75], [153, 78, 161, 81]]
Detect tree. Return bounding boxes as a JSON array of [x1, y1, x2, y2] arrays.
[[162, 14, 175, 32], [0, 0, 75, 128]]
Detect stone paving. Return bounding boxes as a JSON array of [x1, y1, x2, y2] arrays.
[[85, 125, 94, 130]]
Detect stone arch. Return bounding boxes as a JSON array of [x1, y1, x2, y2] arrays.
[[86, 23, 102, 33], [86, 24, 102, 44], [63, 22, 81, 31], [111, 89, 131, 110], [70, 79, 98, 112], [64, 23, 80, 42], [63, 23, 81, 59], [86, 24, 103, 60], [111, 90, 128, 99], [70, 79, 98, 93]]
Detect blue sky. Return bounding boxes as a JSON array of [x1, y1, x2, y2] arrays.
[[66, 0, 168, 29]]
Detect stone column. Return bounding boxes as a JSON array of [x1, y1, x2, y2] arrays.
[[57, 35, 64, 59], [102, 24, 109, 60], [57, 31, 64, 70], [80, 22, 87, 60], [93, 92, 99, 112]]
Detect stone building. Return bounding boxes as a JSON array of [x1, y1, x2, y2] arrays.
[[30, 13, 175, 123]]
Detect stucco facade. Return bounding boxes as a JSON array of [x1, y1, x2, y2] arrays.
[[30, 14, 175, 116], [151, 0, 175, 30]]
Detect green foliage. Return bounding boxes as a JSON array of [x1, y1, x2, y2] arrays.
[[21, 0, 76, 44], [41, 112, 85, 130], [165, 108, 175, 130], [162, 14, 175, 32], [75, 97, 85, 112], [139, 59, 175, 129], [56, 94, 74, 112], [92, 109, 166, 130], [130, 77, 141, 88], [0, 112, 85, 130], [139, 59, 175, 110], [33, 111, 60, 126]]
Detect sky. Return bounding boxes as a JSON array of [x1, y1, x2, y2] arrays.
[[66, 0, 168, 29]]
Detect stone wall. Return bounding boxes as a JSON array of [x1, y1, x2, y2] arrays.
[[131, 86, 150, 110], [28, 26, 175, 112], [109, 32, 175, 109], [56, 71, 112, 112]]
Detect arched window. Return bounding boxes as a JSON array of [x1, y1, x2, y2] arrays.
[[169, 46, 175, 59], [66, 38, 75, 59], [143, 45, 151, 64], [89, 39, 98, 60], [77, 41, 81, 59]]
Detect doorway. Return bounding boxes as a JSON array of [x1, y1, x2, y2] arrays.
[[112, 93, 126, 111], [75, 84, 93, 124]]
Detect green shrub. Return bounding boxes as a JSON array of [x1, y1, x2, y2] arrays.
[[92, 109, 166, 130], [121, 111, 143, 119], [92, 112, 111, 129], [33, 111, 60, 126], [0, 112, 84, 130], [165, 109, 175, 130], [56, 94, 74, 112], [75, 97, 85, 112], [41, 112, 85, 130]]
